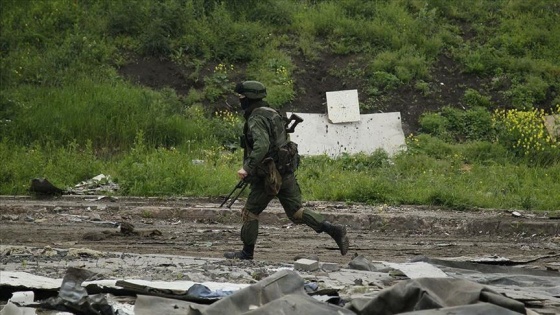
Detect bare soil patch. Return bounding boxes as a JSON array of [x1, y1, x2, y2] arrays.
[[1, 196, 558, 269], [116, 50, 510, 136]]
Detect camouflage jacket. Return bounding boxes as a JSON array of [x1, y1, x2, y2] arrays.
[[243, 103, 289, 176]]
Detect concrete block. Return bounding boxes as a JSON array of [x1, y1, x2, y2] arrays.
[[320, 262, 340, 272], [294, 259, 319, 272]]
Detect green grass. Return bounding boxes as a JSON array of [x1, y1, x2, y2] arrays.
[[2, 139, 558, 210], [0, 0, 559, 211]]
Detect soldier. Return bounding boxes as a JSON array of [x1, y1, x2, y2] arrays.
[[224, 80, 350, 260]]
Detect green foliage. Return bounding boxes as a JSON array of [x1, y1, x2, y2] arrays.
[[203, 63, 235, 102], [503, 75, 550, 110], [369, 71, 401, 91], [459, 141, 510, 165], [492, 106, 560, 165], [246, 53, 296, 107], [297, 146, 560, 210], [464, 88, 492, 108], [1, 0, 560, 211], [338, 150, 390, 171], [419, 107, 494, 142], [414, 80, 431, 96], [0, 139, 104, 195], [368, 48, 430, 84], [210, 109, 244, 147], [116, 134, 238, 196]]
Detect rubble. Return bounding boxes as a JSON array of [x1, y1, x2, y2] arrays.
[[1, 196, 559, 314], [1, 246, 559, 314]]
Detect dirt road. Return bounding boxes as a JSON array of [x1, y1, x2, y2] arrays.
[[1, 195, 559, 269]]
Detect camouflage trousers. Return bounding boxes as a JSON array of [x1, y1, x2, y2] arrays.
[[240, 173, 325, 246]]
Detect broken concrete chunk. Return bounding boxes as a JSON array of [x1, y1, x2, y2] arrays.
[[320, 262, 340, 272], [2, 214, 20, 221], [294, 254, 320, 262], [0, 291, 35, 315], [348, 255, 376, 271], [295, 259, 319, 272], [67, 248, 103, 258], [40, 246, 58, 257]]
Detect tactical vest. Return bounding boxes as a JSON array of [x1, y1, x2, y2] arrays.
[[243, 106, 289, 159]]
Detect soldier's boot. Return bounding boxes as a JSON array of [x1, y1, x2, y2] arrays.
[[321, 221, 349, 256], [224, 244, 254, 260]]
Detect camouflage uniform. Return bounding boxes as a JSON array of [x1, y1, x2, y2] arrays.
[[240, 102, 326, 246], [224, 81, 349, 260]]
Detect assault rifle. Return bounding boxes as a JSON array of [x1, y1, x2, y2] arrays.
[[285, 113, 304, 133], [220, 178, 249, 208]]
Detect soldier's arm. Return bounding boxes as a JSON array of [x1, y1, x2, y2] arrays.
[[243, 116, 270, 175]]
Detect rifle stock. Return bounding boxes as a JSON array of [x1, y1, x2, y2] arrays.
[[285, 113, 303, 133], [220, 179, 249, 208]]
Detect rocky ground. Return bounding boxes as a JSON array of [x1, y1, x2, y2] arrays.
[[1, 195, 560, 314], [1, 195, 559, 273]]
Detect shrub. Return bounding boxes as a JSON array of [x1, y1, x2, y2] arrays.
[[419, 107, 494, 142], [419, 113, 450, 140], [459, 141, 510, 165], [246, 53, 295, 107], [203, 63, 235, 102], [503, 75, 549, 110], [370, 71, 401, 91], [464, 88, 492, 108], [492, 106, 559, 164]]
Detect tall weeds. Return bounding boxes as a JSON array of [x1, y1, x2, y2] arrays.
[[0, 0, 558, 210]]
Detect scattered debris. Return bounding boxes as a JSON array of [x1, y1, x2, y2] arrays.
[[67, 248, 103, 258], [68, 174, 120, 195], [29, 178, 64, 196], [118, 222, 135, 235], [3, 263, 553, 315]]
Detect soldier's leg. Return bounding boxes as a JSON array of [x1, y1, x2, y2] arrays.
[[224, 181, 274, 260], [277, 173, 323, 231], [278, 174, 349, 255]]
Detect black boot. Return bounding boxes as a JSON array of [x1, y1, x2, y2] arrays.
[[224, 244, 254, 260], [321, 221, 349, 255]]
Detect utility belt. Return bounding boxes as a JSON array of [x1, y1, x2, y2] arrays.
[[250, 142, 300, 196]]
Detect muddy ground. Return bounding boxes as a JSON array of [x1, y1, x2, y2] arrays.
[[1, 195, 559, 272]]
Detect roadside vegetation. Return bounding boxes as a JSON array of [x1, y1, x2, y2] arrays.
[[1, 0, 559, 210]]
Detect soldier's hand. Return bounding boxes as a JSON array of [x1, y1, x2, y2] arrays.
[[237, 168, 248, 180]]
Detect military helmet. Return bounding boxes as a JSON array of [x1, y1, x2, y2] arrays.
[[234, 81, 267, 100]]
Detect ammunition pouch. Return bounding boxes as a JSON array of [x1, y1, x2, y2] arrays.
[[276, 141, 300, 175], [256, 157, 282, 196]]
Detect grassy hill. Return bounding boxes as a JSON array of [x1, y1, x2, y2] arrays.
[[1, 0, 559, 210]]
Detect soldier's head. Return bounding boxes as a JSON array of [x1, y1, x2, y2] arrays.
[[234, 81, 266, 110]]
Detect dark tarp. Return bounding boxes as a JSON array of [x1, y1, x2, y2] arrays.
[[134, 270, 355, 315], [132, 271, 528, 315], [345, 277, 526, 315], [398, 302, 523, 315]]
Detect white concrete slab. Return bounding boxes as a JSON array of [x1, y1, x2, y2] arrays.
[[0, 291, 36, 315], [326, 89, 361, 123], [0, 271, 248, 292], [289, 112, 407, 157], [0, 271, 62, 289], [383, 262, 449, 279]]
